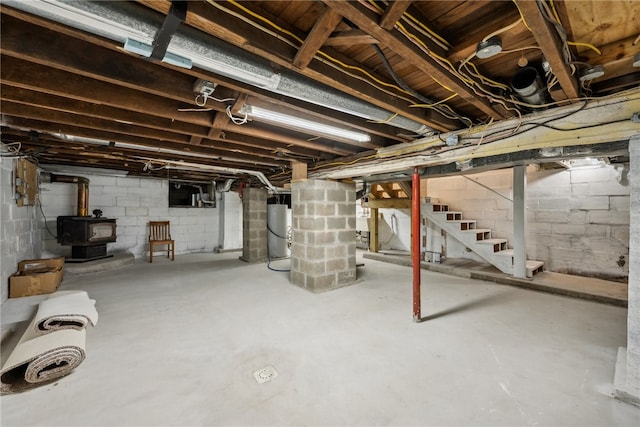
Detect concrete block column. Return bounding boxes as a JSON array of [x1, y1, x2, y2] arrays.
[[290, 179, 356, 292], [615, 136, 640, 406], [240, 187, 267, 263]]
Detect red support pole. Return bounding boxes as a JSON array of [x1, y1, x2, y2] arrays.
[[412, 168, 421, 322]]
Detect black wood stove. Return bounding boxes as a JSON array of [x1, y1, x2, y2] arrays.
[[56, 216, 117, 262], [46, 173, 118, 263]]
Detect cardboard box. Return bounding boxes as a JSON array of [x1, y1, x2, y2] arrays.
[[9, 257, 65, 298]]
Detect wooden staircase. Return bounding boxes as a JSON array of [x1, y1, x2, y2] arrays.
[[423, 200, 544, 278]]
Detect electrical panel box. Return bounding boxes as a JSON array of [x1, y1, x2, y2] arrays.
[[15, 158, 38, 207]]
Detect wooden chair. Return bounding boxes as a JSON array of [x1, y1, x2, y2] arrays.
[[149, 221, 175, 263]]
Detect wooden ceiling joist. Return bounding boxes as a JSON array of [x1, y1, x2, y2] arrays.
[[322, 0, 508, 120], [293, 7, 343, 69], [380, 1, 412, 30], [514, 0, 579, 100]]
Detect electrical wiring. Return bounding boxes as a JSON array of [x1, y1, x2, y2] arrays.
[[402, 12, 451, 49], [217, 0, 412, 97], [367, 112, 398, 124], [547, 0, 601, 56], [38, 198, 58, 239], [482, 19, 523, 42], [372, 44, 473, 124], [567, 41, 602, 56], [311, 153, 378, 169], [1, 141, 22, 155], [512, 0, 532, 32], [226, 105, 248, 125], [409, 93, 458, 109]]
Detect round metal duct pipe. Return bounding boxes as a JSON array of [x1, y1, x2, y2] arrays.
[[6, 0, 435, 136], [511, 67, 546, 106]]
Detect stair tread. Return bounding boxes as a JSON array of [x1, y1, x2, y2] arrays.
[[477, 238, 508, 244], [461, 228, 491, 233], [495, 249, 514, 257], [526, 260, 544, 269]]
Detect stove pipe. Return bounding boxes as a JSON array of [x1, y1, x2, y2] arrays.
[[45, 174, 90, 216]]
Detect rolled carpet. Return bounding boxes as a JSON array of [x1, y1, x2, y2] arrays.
[[34, 291, 98, 333], [1, 325, 86, 393], [1, 290, 97, 393]]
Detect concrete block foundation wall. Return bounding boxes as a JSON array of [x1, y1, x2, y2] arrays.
[[39, 173, 241, 259], [622, 139, 640, 401], [290, 179, 356, 292], [1, 158, 41, 303], [425, 165, 630, 280], [241, 187, 267, 263]]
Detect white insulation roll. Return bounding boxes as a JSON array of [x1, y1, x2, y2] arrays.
[[0, 290, 97, 394], [267, 204, 289, 259]]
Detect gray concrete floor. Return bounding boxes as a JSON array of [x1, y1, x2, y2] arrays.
[[1, 251, 639, 426]]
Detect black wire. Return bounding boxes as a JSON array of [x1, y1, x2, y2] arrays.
[[266, 219, 290, 272], [460, 100, 590, 143], [372, 45, 474, 127], [38, 198, 58, 239]]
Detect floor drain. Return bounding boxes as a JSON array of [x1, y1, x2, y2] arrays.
[[253, 366, 278, 384]]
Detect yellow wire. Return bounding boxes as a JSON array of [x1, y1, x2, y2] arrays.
[[367, 113, 398, 124], [403, 12, 451, 48], [546, 0, 601, 56], [512, 0, 532, 32], [315, 153, 378, 168], [410, 94, 458, 109], [567, 41, 602, 55], [549, 0, 562, 25], [482, 19, 522, 42], [465, 62, 509, 90], [226, 0, 410, 95]]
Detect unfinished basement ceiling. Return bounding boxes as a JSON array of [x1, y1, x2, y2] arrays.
[[1, 1, 639, 186]]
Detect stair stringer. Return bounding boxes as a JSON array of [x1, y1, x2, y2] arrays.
[[422, 202, 543, 277]]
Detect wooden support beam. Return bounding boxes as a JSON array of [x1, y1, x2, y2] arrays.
[[324, 30, 379, 46], [291, 160, 308, 182], [367, 198, 411, 209], [397, 181, 412, 199], [380, 1, 412, 30], [368, 208, 379, 253], [514, 0, 579, 100], [293, 8, 343, 69], [379, 183, 398, 198], [208, 111, 229, 139]]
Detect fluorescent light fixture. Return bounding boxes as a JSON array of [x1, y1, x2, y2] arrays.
[[243, 105, 371, 143], [123, 38, 192, 69]]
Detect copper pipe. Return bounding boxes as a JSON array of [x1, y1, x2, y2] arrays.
[[49, 174, 90, 217]]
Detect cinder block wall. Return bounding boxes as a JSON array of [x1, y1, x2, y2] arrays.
[[0, 158, 41, 303], [425, 165, 630, 280], [39, 174, 241, 259], [625, 140, 640, 398], [290, 179, 356, 292], [241, 187, 267, 262]]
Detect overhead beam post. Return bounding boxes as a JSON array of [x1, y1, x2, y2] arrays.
[[412, 168, 421, 322], [513, 164, 527, 278]]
